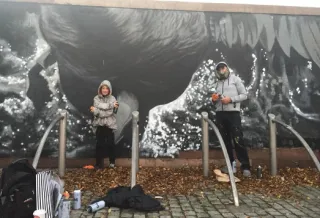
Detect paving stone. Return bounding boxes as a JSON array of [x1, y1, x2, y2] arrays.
[[218, 209, 229, 213], [194, 208, 205, 213], [70, 185, 320, 218], [255, 210, 267, 215], [181, 206, 194, 211], [159, 211, 170, 216], [170, 207, 182, 212], [209, 215, 224, 218], [289, 209, 305, 216], [277, 209, 290, 215], [211, 200, 222, 205], [221, 212, 235, 217], [171, 212, 184, 217], [245, 213, 258, 216], [192, 204, 203, 208], [258, 204, 270, 209], [197, 213, 210, 217], [207, 211, 220, 216], [285, 215, 299, 218], [268, 211, 282, 216], [184, 211, 196, 216], [169, 204, 180, 208], [233, 213, 246, 218], [120, 213, 133, 218], [133, 215, 146, 218], [214, 204, 226, 209]]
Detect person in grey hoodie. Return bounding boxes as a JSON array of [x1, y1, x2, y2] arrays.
[[90, 80, 119, 169], [212, 61, 251, 177]]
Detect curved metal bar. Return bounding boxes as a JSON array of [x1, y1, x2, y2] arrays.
[[202, 113, 239, 207], [32, 114, 64, 169], [272, 118, 320, 172]]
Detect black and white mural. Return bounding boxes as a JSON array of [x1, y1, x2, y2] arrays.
[[0, 2, 320, 158]]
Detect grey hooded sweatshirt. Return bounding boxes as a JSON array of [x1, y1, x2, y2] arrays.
[[214, 62, 247, 112], [92, 80, 117, 130]]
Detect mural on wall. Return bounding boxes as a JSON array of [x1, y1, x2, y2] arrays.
[[0, 2, 320, 158]]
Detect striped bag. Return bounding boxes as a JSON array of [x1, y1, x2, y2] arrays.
[[36, 171, 64, 218]]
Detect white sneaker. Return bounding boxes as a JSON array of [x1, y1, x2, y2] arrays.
[[109, 163, 115, 168], [242, 169, 251, 177], [221, 161, 237, 174]]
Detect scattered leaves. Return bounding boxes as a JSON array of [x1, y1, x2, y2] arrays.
[[61, 165, 320, 199]]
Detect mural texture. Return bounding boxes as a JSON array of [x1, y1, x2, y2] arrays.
[[0, 2, 319, 158]]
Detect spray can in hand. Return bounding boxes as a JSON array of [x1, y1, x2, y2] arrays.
[[73, 186, 81, 210], [113, 98, 119, 114]]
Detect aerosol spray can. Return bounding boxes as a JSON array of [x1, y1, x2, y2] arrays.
[[113, 98, 119, 114], [256, 165, 262, 179], [87, 200, 106, 213], [73, 186, 81, 210]]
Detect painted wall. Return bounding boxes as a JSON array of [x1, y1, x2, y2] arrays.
[[0, 2, 319, 158]]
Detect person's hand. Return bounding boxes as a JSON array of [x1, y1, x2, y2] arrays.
[[212, 93, 220, 102], [90, 106, 95, 112], [114, 101, 119, 108], [221, 96, 231, 104]]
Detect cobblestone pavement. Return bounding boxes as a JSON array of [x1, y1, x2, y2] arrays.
[[70, 186, 320, 218]]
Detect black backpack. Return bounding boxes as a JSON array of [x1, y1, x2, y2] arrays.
[[0, 159, 37, 218]]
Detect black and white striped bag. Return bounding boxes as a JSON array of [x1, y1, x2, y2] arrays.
[[36, 171, 64, 218]]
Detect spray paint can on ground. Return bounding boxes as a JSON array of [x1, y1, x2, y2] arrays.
[[87, 200, 106, 213], [73, 187, 81, 210], [58, 199, 71, 218], [256, 165, 262, 179]]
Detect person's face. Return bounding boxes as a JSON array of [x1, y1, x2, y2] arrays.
[[218, 66, 228, 74], [101, 86, 110, 96]]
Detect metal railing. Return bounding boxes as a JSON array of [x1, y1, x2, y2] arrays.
[[32, 110, 67, 177], [268, 113, 320, 176], [131, 111, 140, 188], [201, 112, 239, 207]]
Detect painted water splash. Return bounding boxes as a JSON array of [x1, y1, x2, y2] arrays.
[[140, 59, 218, 157]]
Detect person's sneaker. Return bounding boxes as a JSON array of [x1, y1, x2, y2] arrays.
[[221, 161, 237, 174], [242, 169, 251, 177], [109, 163, 115, 168]]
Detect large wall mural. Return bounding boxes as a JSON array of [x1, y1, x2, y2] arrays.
[[0, 2, 320, 158]]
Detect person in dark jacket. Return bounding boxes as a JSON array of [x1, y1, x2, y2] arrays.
[[90, 80, 119, 169], [212, 61, 251, 177]]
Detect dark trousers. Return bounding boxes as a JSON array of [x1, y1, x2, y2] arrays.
[[96, 126, 116, 167], [215, 111, 250, 170]]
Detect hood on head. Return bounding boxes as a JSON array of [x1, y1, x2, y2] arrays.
[[215, 61, 230, 80], [215, 61, 229, 71], [98, 80, 112, 96]]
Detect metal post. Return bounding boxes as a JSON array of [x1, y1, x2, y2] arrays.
[[268, 114, 277, 176], [201, 112, 209, 177], [131, 111, 139, 187], [58, 110, 67, 177]]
